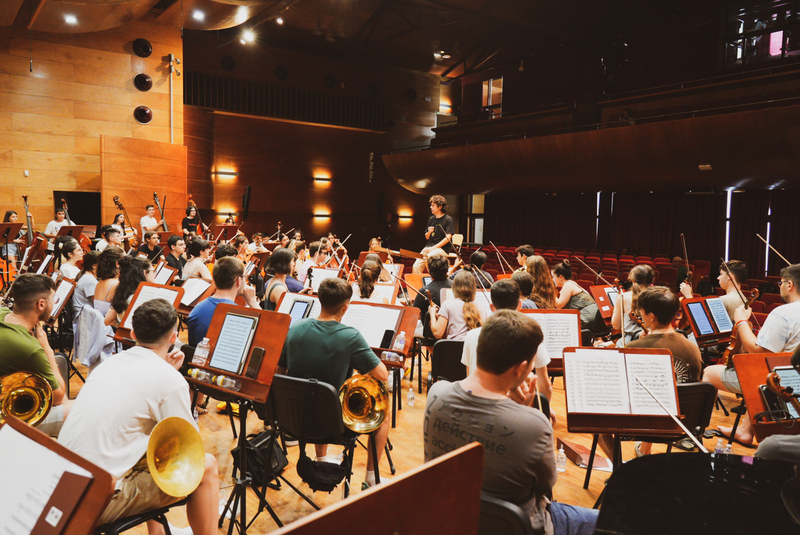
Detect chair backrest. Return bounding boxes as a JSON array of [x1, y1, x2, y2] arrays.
[[677, 382, 717, 435], [268, 374, 347, 445], [452, 234, 464, 247], [431, 339, 467, 384], [479, 493, 534, 535]]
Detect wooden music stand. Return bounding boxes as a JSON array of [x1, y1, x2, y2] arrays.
[[590, 284, 619, 324], [114, 282, 184, 346], [152, 263, 177, 286], [398, 248, 424, 260], [55, 225, 84, 240], [47, 277, 76, 326], [269, 444, 483, 535], [153, 231, 174, 244], [0, 415, 114, 535], [519, 308, 582, 375], [177, 279, 216, 316], [733, 352, 797, 442], [680, 296, 733, 348], [250, 251, 271, 270], [357, 250, 388, 265], [211, 224, 240, 243]]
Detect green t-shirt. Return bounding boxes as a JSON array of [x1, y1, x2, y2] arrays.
[[278, 318, 381, 390], [0, 308, 60, 390]]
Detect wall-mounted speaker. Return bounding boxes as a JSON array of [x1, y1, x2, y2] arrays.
[[133, 106, 152, 124], [133, 73, 152, 92], [132, 38, 152, 58]]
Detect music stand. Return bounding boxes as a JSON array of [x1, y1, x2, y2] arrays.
[[114, 282, 184, 346], [250, 251, 271, 270], [212, 224, 240, 243], [519, 308, 582, 376], [0, 222, 22, 288], [56, 225, 84, 240], [185, 304, 290, 535], [154, 230, 174, 244], [733, 352, 797, 442]]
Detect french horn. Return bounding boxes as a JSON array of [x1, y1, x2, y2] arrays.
[[0, 372, 52, 426], [147, 416, 205, 497], [339, 374, 389, 433]]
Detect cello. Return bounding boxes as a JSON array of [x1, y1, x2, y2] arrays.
[[112, 195, 138, 249], [187, 195, 209, 239], [18, 195, 47, 275], [60, 198, 91, 253]]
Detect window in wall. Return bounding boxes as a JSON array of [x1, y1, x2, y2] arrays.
[[481, 78, 503, 118], [466, 194, 485, 244], [724, 2, 800, 68]]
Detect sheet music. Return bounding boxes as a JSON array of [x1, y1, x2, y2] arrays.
[[775, 367, 800, 419], [565, 349, 631, 414], [371, 283, 397, 305], [385, 264, 401, 278], [123, 285, 179, 330], [50, 279, 73, 319], [36, 255, 53, 274], [706, 297, 733, 332], [525, 311, 581, 360], [0, 425, 92, 534], [625, 353, 678, 415], [309, 268, 341, 292], [342, 304, 401, 347], [604, 287, 619, 307], [277, 293, 321, 320], [180, 278, 211, 306], [208, 313, 257, 374], [687, 302, 714, 336], [153, 264, 173, 285]]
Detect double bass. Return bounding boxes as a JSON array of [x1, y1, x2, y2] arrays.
[[112, 196, 138, 249], [18, 195, 46, 274], [60, 198, 91, 253]]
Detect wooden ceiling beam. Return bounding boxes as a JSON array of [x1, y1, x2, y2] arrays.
[[0, 0, 25, 27]]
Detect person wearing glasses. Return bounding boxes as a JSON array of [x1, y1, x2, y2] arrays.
[[704, 263, 800, 446]]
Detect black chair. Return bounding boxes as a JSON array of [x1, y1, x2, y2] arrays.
[[93, 498, 187, 535], [427, 339, 466, 391], [479, 493, 534, 535], [267, 374, 378, 504]]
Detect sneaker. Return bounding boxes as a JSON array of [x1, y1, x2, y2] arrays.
[[634, 442, 646, 458], [316, 453, 343, 464], [361, 477, 389, 490], [167, 524, 193, 535]]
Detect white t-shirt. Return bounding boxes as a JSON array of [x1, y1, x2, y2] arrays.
[[439, 298, 486, 340], [297, 258, 317, 284], [461, 325, 551, 372], [96, 239, 108, 252], [58, 346, 195, 484], [756, 301, 800, 353], [140, 215, 158, 235], [45, 220, 69, 250], [60, 263, 80, 280], [72, 273, 97, 318]]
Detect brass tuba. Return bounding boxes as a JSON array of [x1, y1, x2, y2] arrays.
[[339, 374, 389, 433], [147, 416, 206, 497], [0, 372, 52, 426]]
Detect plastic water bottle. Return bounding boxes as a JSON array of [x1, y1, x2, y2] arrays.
[[723, 444, 732, 454], [393, 331, 406, 352], [187, 368, 213, 383], [407, 387, 415, 407], [213, 375, 242, 392], [714, 438, 724, 454], [556, 446, 567, 472], [192, 338, 210, 365]]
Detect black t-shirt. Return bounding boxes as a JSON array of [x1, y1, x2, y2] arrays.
[[165, 253, 187, 278], [182, 217, 198, 235], [412, 278, 454, 340], [426, 214, 455, 253], [137, 243, 163, 263]]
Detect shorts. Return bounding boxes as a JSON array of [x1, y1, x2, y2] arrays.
[[36, 404, 65, 437], [720, 366, 742, 394], [98, 457, 182, 525]]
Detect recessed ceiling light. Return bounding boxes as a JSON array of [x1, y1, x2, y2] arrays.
[[64, 15, 77, 24], [242, 29, 256, 43], [276, 15, 284, 25], [192, 10, 205, 21]]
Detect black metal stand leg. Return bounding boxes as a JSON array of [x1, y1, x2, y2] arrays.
[[391, 370, 397, 428], [418, 344, 424, 394], [384, 439, 396, 475], [716, 395, 730, 416], [219, 400, 256, 535], [583, 434, 599, 489], [728, 399, 746, 446], [396, 368, 402, 411], [369, 431, 381, 484]]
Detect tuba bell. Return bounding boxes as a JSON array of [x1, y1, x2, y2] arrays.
[[0, 372, 52, 426], [147, 416, 206, 497], [339, 374, 389, 433]]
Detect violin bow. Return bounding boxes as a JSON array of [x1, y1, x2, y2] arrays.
[[680, 233, 692, 284], [719, 257, 761, 329], [573, 257, 615, 287], [488, 241, 515, 274], [756, 234, 792, 266]]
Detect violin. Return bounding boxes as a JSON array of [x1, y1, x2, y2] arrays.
[[766, 371, 800, 416], [629, 311, 650, 337], [113, 196, 138, 249], [61, 198, 91, 253]]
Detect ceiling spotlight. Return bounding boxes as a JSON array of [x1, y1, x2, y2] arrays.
[[276, 15, 284, 25], [242, 29, 256, 43], [64, 14, 77, 24], [192, 10, 205, 21]]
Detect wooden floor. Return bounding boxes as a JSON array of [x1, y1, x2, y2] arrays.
[[66, 347, 757, 533]]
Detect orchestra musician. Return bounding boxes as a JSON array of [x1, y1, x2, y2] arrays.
[[0, 273, 73, 437], [449, 250, 494, 286], [2, 210, 30, 271], [59, 299, 219, 534], [140, 204, 164, 234], [186, 257, 260, 346], [182, 206, 204, 239], [297, 241, 325, 285], [412, 252, 452, 340], [610, 264, 654, 346], [96, 225, 123, 253], [137, 232, 164, 263], [511, 272, 538, 309], [54, 236, 83, 280], [681, 260, 748, 320], [94, 247, 125, 317], [181, 239, 212, 282], [351, 260, 388, 304], [552, 260, 599, 331], [526, 255, 558, 309], [755, 345, 800, 464], [44, 208, 70, 252], [263, 248, 295, 311], [105, 257, 155, 327], [430, 270, 485, 341], [425, 310, 599, 535], [413, 195, 454, 274], [164, 235, 187, 279], [72, 251, 98, 320], [515, 244, 535, 273], [277, 277, 391, 488], [704, 263, 800, 446], [111, 213, 137, 244]]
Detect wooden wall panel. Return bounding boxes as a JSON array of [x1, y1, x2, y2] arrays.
[[100, 135, 187, 231], [184, 106, 215, 219], [0, 11, 182, 226]]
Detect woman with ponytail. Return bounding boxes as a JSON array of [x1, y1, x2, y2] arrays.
[[552, 260, 599, 331], [611, 264, 654, 346], [55, 236, 83, 280], [352, 260, 389, 304], [104, 256, 155, 326], [430, 270, 484, 340]]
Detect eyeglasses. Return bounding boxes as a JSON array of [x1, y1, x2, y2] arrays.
[[779, 280, 792, 286]]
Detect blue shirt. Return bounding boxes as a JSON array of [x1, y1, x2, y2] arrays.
[[186, 296, 235, 346]]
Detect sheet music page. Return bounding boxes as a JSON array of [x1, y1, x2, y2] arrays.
[[706, 297, 733, 332], [310, 268, 341, 292], [564, 349, 631, 414], [625, 352, 678, 415], [50, 279, 73, 319], [372, 283, 397, 305], [277, 293, 321, 320], [525, 312, 580, 361], [36, 255, 52, 274], [180, 278, 211, 306], [123, 285, 178, 329], [208, 314, 257, 374], [342, 304, 401, 347], [385, 264, 401, 277], [686, 302, 714, 336], [153, 265, 173, 285], [0, 425, 92, 534]]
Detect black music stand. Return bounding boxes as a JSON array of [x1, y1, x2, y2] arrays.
[[0, 222, 22, 288], [212, 224, 240, 243]]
